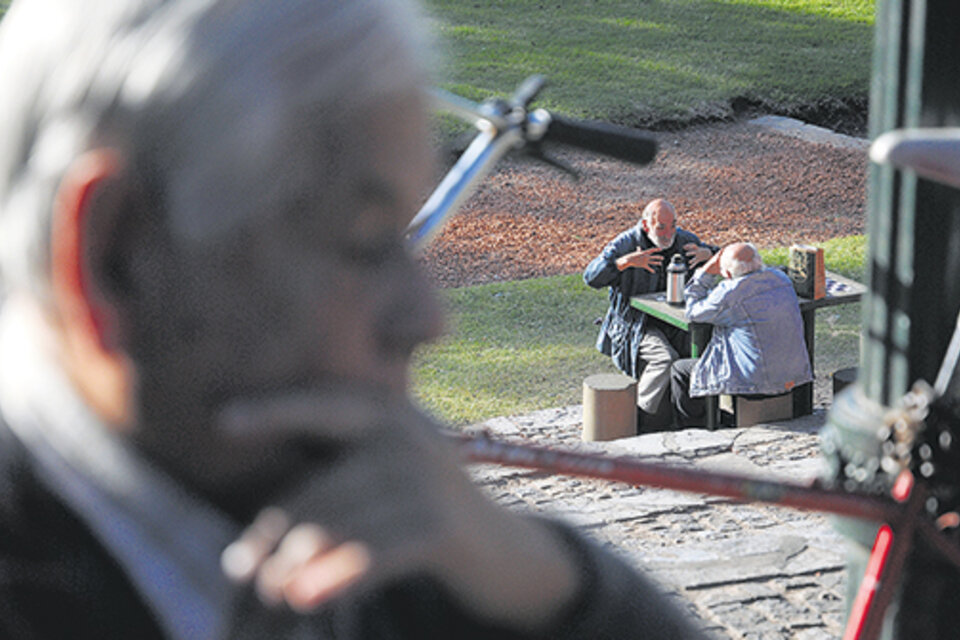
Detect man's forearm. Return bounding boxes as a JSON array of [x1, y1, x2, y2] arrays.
[[683, 272, 721, 320]]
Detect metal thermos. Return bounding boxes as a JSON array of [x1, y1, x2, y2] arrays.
[[666, 254, 687, 306]]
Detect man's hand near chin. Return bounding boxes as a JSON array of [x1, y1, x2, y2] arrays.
[[217, 388, 580, 633]]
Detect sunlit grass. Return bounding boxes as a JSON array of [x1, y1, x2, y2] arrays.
[[424, 0, 873, 128]]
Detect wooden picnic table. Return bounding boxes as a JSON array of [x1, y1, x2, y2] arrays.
[[630, 270, 866, 428]]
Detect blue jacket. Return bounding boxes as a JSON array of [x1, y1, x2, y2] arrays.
[[584, 225, 715, 378], [683, 267, 812, 397]]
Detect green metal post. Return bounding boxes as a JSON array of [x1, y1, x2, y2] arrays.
[[823, 1, 960, 637], [862, 0, 960, 402]]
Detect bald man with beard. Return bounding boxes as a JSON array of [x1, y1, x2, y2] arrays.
[[584, 199, 717, 430]]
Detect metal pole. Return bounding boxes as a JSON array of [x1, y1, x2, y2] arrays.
[[823, 2, 960, 636], [454, 432, 898, 521]]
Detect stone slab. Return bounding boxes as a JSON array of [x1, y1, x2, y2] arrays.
[[748, 115, 869, 152]]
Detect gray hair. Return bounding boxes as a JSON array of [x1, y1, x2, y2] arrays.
[[0, 0, 431, 304], [721, 242, 763, 278]]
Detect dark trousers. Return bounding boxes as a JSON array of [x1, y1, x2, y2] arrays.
[[670, 357, 706, 428]]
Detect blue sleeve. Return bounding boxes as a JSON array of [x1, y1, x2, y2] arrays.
[[683, 272, 739, 325]]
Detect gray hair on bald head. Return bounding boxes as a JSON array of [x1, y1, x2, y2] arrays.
[[720, 242, 763, 278], [0, 0, 432, 303]]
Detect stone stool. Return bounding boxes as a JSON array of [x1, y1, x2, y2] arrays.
[[719, 392, 794, 428], [833, 366, 858, 397], [582, 373, 637, 441]]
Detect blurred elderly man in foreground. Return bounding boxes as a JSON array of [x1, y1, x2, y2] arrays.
[[670, 243, 812, 427], [0, 0, 705, 638]]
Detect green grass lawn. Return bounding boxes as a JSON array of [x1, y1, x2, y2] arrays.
[[423, 0, 874, 128], [412, 235, 866, 426]]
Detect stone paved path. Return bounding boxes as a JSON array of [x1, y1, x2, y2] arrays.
[[465, 405, 852, 639]]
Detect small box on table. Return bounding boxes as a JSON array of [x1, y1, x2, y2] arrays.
[[788, 244, 825, 300]]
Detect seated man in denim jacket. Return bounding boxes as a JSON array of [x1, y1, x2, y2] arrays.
[[670, 243, 813, 427]]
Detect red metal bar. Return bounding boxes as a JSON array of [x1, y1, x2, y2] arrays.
[[849, 477, 926, 640], [453, 433, 899, 522], [843, 524, 894, 640], [916, 517, 960, 570]]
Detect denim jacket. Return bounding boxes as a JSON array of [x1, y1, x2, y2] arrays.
[[584, 226, 715, 378], [683, 267, 812, 397]]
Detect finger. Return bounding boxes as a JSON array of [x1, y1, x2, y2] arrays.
[[283, 541, 373, 613], [216, 386, 411, 445], [256, 524, 334, 607], [221, 507, 291, 585], [643, 255, 663, 273]]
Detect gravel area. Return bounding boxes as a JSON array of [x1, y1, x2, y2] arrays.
[[418, 118, 868, 289]]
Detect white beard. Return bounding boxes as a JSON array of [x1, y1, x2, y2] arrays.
[[650, 232, 676, 249]]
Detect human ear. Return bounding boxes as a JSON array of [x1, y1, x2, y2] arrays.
[[51, 149, 129, 347], [50, 149, 134, 426]]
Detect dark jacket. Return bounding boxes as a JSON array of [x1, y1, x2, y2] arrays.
[[584, 226, 716, 378], [0, 419, 706, 640], [0, 425, 167, 639]]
